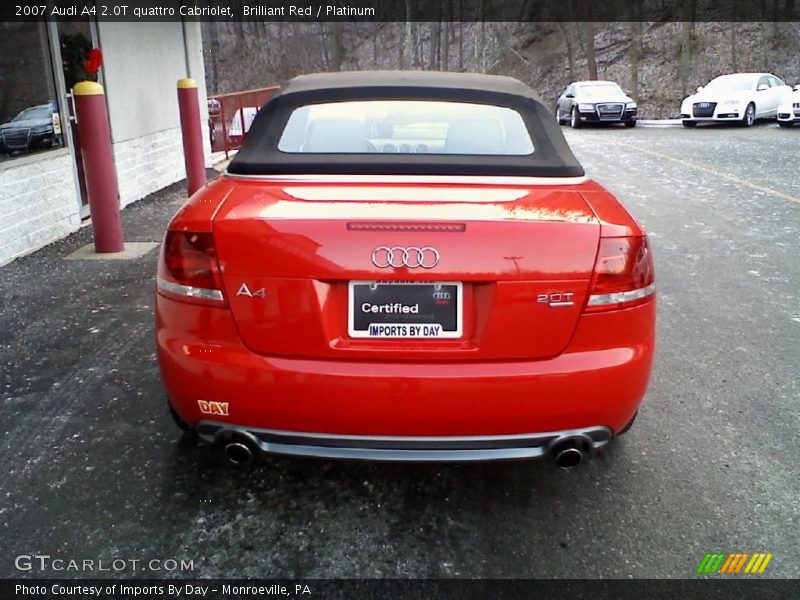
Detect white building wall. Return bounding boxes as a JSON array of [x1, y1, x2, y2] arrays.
[[0, 151, 82, 266], [98, 20, 210, 206], [112, 128, 185, 208], [183, 20, 213, 167]]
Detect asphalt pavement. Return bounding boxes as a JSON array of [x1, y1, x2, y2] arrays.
[[1, 122, 798, 579]]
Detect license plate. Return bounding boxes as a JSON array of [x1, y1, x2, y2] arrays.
[[348, 281, 462, 339]]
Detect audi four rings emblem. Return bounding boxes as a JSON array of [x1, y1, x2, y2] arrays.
[[371, 246, 440, 269]]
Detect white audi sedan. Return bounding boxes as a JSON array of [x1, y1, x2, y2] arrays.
[[778, 85, 800, 127], [680, 73, 793, 127]]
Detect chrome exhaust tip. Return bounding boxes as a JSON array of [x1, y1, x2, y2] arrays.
[[549, 435, 593, 470], [215, 429, 259, 466], [553, 446, 584, 470], [224, 441, 253, 466]]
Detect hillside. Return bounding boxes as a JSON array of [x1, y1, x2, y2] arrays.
[[201, 21, 800, 118]]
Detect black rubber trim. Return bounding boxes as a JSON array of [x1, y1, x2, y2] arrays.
[[228, 71, 585, 178]]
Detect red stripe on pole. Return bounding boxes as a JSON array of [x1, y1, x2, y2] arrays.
[[177, 79, 207, 196], [73, 82, 125, 253]]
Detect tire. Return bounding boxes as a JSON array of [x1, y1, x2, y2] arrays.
[[555, 107, 563, 125], [778, 121, 793, 128], [570, 107, 582, 129], [616, 411, 638, 436], [624, 120, 637, 128], [682, 120, 697, 127], [741, 103, 755, 127]]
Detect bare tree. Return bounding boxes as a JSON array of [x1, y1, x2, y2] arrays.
[[258, 20, 268, 41], [458, 0, 464, 71], [318, 22, 330, 69], [628, 4, 643, 101], [679, 22, 690, 97], [585, 22, 597, 80], [557, 22, 576, 81], [234, 20, 247, 53], [678, 0, 697, 97], [414, 24, 423, 67], [207, 24, 220, 94], [630, 23, 643, 101], [777, 0, 795, 46], [441, 10, 450, 70], [429, 22, 441, 70], [403, 0, 414, 68], [372, 23, 379, 65], [476, 0, 486, 71], [329, 22, 343, 71]]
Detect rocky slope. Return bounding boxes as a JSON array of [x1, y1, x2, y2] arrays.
[[202, 21, 800, 118]]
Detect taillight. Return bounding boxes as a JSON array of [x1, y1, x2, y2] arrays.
[[585, 236, 655, 312], [156, 231, 226, 306]]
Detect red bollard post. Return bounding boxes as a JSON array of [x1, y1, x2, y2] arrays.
[[73, 81, 125, 253], [177, 78, 207, 196]]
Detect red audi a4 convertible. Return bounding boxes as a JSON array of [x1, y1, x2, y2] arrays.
[[156, 72, 655, 468]]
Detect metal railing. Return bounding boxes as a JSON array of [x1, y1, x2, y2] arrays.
[[208, 86, 278, 155]]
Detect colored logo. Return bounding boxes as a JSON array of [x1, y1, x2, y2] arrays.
[[197, 400, 229, 416], [697, 552, 773, 574]]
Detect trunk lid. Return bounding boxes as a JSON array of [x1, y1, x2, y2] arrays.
[[213, 178, 600, 361]]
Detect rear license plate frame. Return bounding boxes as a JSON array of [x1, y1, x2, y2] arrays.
[[348, 281, 463, 339]]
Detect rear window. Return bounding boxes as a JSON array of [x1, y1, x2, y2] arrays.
[[277, 100, 534, 156]]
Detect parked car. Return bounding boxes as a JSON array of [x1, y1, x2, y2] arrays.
[[680, 73, 793, 127], [0, 103, 59, 155], [156, 72, 655, 469], [777, 84, 800, 127], [555, 80, 638, 128]]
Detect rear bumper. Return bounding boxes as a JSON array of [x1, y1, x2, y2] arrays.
[[197, 421, 612, 461], [680, 113, 741, 121], [157, 295, 655, 439]]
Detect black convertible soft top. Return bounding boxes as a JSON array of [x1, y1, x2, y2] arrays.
[[227, 71, 585, 178]]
